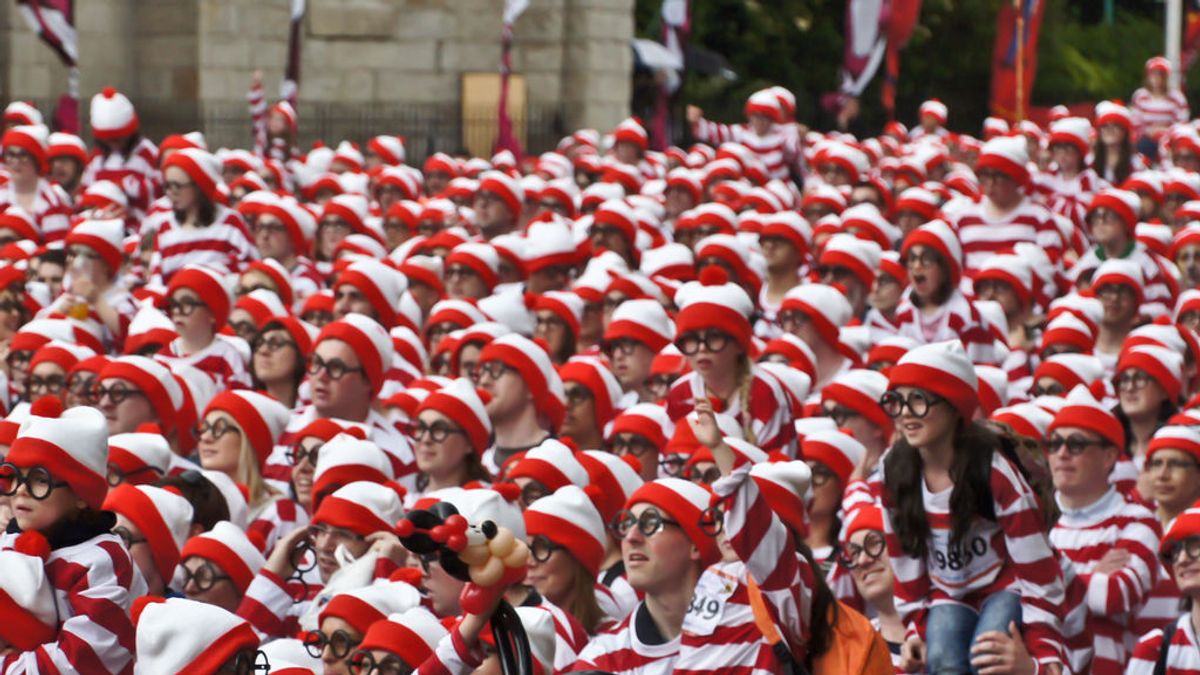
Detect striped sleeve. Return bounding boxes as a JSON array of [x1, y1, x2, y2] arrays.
[[713, 461, 812, 658], [8, 538, 138, 675], [989, 456, 1067, 667], [691, 116, 737, 145], [417, 626, 483, 675], [1085, 516, 1160, 618], [236, 570, 302, 639]]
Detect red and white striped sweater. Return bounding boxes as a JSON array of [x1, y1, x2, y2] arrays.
[[892, 290, 1000, 366], [665, 367, 797, 457], [81, 138, 161, 217], [1128, 613, 1200, 675], [0, 531, 144, 674], [164, 334, 252, 391], [952, 198, 1063, 276], [1132, 88, 1190, 136], [690, 117, 802, 181], [1049, 487, 1162, 674], [873, 451, 1068, 668], [0, 179, 72, 242], [150, 204, 258, 283], [1069, 243, 1179, 320]]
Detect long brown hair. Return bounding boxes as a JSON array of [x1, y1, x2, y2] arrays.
[[883, 420, 1022, 559], [565, 556, 606, 634]]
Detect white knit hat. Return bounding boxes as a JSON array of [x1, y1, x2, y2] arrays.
[[841, 203, 901, 249], [203, 390, 290, 469], [9, 399, 109, 509], [780, 283, 853, 346], [974, 254, 1034, 305], [108, 426, 173, 485], [577, 449, 644, 523], [368, 135, 406, 165], [478, 170, 525, 219], [334, 260, 408, 329], [902, 219, 964, 286], [1089, 188, 1142, 231], [991, 403, 1055, 440], [1049, 116, 1092, 155], [533, 291, 585, 337], [524, 484, 607, 574], [90, 87, 138, 139], [178, 520, 267, 593], [313, 480, 405, 537], [134, 598, 260, 675], [625, 477, 720, 565], [315, 313, 395, 394], [674, 267, 756, 351], [1033, 354, 1106, 392], [640, 242, 695, 280], [920, 99, 948, 123], [1091, 258, 1145, 303], [801, 429, 866, 485], [200, 470, 250, 529], [604, 298, 674, 351], [102, 484, 193, 583], [887, 340, 980, 419], [312, 434, 396, 504], [819, 233, 882, 288], [977, 136, 1030, 184], [509, 438, 590, 491], [446, 242, 501, 290], [479, 288, 536, 336], [821, 369, 892, 433]]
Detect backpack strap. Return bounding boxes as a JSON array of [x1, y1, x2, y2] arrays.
[[1155, 619, 1180, 675]]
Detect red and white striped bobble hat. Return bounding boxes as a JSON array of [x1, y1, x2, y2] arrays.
[[559, 356, 626, 431], [133, 598, 259, 675], [624, 477, 720, 566], [902, 219, 963, 286], [102, 484, 193, 584], [974, 254, 1033, 307], [525, 485, 607, 575], [801, 429, 866, 486], [1148, 425, 1200, 464], [1090, 258, 1145, 303], [1049, 117, 1093, 155], [976, 136, 1030, 185], [368, 134, 406, 165], [89, 87, 138, 139], [821, 369, 891, 435], [478, 334, 566, 430], [919, 99, 948, 124], [311, 434, 396, 505], [178, 520, 266, 593], [818, 233, 882, 289], [108, 425, 173, 485], [508, 438, 590, 491], [780, 283, 853, 347], [9, 399, 109, 508], [318, 581, 422, 638], [446, 242, 501, 291], [578, 449, 644, 523], [605, 298, 674, 351], [1033, 354, 1106, 392], [1047, 384, 1124, 448], [312, 480, 405, 538], [416, 378, 492, 456], [991, 403, 1054, 441], [674, 267, 756, 353], [357, 607, 447, 671], [975, 365, 1010, 416], [1117, 344, 1184, 401], [1039, 312, 1096, 355], [606, 402, 674, 448], [887, 340, 980, 419], [1088, 188, 1142, 231], [841, 203, 900, 250], [3, 101, 42, 126]]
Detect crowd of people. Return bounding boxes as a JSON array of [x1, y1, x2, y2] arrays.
[[4, 54, 1200, 674]]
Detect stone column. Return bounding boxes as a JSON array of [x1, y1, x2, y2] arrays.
[[561, 0, 634, 134]]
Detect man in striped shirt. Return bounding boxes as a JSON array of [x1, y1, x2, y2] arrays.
[[1046, 389, 1161, 674]]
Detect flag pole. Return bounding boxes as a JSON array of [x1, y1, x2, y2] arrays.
[[1015, 0, 1025, 121]]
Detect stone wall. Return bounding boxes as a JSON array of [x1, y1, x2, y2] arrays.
[[0, 0, 633, 154]]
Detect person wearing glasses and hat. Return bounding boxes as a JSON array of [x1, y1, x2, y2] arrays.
[[1130, 506, 1200, 673], [869, 341, 1067, 674], [0, 399, 140, 673], [1044, 385, 1161, 673], [162, 263, 252, 390], [665, 266, 796, 456]]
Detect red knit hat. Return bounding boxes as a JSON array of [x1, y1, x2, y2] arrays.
[[779, 283, 853, 347], [90, 87, 138, 139], [416, 378, 492, 455], [819, 234, 882, 289], [976, 136, 1030, 185], [1047, 385, 1124, 449], [604, 298, 674, 352], [0, 531, 57, 650], [312, 480, 405, 538], [163, 148, 225, 204], [203, 391, 290, 469], [902, 219, 963, 287], [1116, 344, 1184, 401], [525, 484, 607, 575], [133, 597, 259, 674], [842, 504, 885, 541], [624, 477, 720, 566], [578, 449, 645, 524], [102, 484, 192, 583], [1091, 258, 1145, 304], [311, 434, 395, 505], [478, 170, 524, 219], [887, 340, 980, 419], [1148, 425, 1200, 464]]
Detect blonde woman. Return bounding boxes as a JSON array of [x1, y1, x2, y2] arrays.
[[196, 390, 299, 550]]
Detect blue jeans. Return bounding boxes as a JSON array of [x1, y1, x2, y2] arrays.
[[924, 591, 1022, 675]]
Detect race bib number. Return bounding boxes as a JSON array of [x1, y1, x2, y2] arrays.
[[684, 572, 736, 636], [928, 526, 999, 588]]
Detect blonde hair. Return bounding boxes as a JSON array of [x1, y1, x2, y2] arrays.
[[229, 419, 278, 507]]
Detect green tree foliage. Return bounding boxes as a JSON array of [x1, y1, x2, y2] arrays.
[[638, 0, 1175, 136]]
